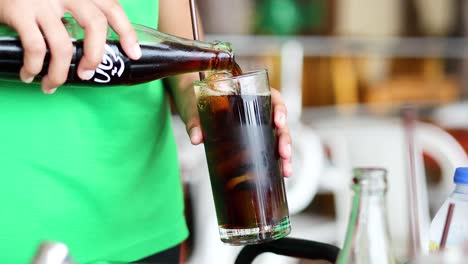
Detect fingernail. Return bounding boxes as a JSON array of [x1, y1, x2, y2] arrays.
[[189, 127, 202, 143], [20, 70, 35, 83], [79, 70, 95, 80], [45, 88, 57, 94], [22, 76, 34, 84], [132, 43, 142, 59]]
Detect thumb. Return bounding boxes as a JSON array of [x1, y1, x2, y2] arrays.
[[186, 117, 203, 145]]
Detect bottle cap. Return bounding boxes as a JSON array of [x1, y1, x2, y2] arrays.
[[454, 167, 468, 184]]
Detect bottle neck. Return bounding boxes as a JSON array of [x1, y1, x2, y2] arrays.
[[209, 41, 236, 73], [338, 190, 395, 264], [357, 192, 388, 235]]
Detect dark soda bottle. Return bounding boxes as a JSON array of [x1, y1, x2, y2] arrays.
[[0, 18, 240, 86]]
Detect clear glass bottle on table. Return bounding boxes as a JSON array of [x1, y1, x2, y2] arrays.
[[336, 168, 397, 264]]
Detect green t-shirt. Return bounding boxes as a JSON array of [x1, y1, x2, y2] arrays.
[[0, 1, 188, 263]]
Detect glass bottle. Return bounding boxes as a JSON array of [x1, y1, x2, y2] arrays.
[[336, 168, 397, 264], [0, 18, 240, 86]]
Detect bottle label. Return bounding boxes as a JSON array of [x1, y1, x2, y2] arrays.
[[92, 44, 125, 84]]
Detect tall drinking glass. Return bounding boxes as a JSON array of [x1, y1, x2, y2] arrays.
[[194, 70, 291, 245]]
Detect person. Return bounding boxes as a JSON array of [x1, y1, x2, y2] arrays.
[[0, 0, 293, 263]]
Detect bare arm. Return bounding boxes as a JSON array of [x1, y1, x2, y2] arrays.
[[158, 0, 293, 176], [158, 0, 204, 144]]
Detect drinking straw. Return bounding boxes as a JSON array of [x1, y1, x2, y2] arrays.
[[439, 203, 456, 250], [402, 106, 422, 256], [189, 0, 205, 80]]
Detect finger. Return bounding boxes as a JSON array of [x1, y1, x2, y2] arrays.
[[38, 16, 73, 93], [274, 104, 287, 129], [277, 120, 292, 177], [282, 159, 293, 177], [12, 19, 47, 83], [278, 129, 292, 160], [66, 0, 108, 80], [176, 83, 203, 145], [186, 118, 203, 145], [91, 0, 141, 60], [271, 88, 288, 129]]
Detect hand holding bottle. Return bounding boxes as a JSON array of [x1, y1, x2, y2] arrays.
[[0, 0, 141, 94]]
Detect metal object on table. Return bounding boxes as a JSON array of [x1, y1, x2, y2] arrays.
[[234, 237, 340, 264], [31, 242, 75, 264], [31, 241, 173, 264]]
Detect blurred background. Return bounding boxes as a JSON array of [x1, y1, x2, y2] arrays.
[[173, 0, 468, 263]]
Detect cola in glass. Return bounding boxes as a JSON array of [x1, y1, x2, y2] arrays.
[[195, 70, 291, 245]]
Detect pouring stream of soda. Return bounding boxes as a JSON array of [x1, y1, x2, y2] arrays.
[[189, 0, 205, 80]]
